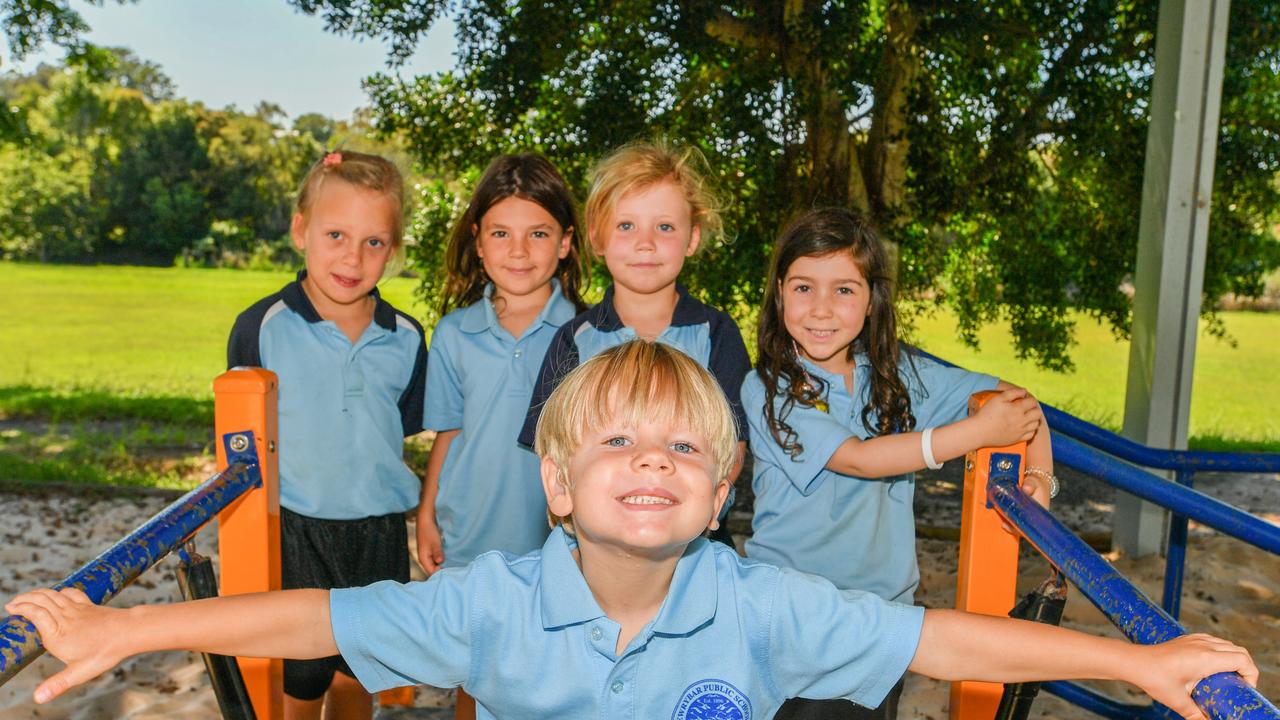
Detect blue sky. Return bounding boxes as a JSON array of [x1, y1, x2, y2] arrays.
[[5, 0, 458, 120]]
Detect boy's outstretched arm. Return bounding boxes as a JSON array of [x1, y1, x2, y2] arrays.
[[910, 609, 1258, 720], [5, 587, 336, 704], [825, 388, 1039, 478]]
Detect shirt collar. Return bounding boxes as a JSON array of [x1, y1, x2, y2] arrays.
[[592, 283, 706, 332], [459, 279, 574, 335], [798, 354, 870, 396], [648, 537, 718, 635], [537, 529, 718, 634], [538, 528, 607, 629], [281, 270, 397, 331]]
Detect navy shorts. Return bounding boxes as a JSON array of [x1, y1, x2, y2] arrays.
[[280, 507, 410, 701], [773, 678, 905, 720]]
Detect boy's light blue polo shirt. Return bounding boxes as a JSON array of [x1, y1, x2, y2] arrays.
[[742, 352, 997, 603], [227, 272, 428, 520], [331, 527, 924, 719], [425, 281, 576, 566]]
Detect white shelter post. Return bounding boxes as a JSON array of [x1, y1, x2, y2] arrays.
[[1118, 0, 1229, 557]]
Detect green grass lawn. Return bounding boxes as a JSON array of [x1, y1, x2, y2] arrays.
[[910, 311, 1280, 450], [1, 262, 1276, 460], [0, 263, 424, 399]]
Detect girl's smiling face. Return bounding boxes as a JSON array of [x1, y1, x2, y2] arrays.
[[781, 250, 871, 376], [291, 178, 397, 315], [475, 195, 572, 301], [596, 181, 700, 297]]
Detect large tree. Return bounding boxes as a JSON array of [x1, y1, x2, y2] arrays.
[[269, 5, 1280, 364]]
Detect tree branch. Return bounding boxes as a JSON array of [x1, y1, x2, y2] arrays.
[[701, 7, 778, 54]]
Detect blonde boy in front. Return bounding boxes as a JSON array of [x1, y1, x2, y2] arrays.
[[7, 342, 1259, 720]]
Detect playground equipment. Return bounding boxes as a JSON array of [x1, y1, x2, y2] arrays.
[[0, 368, 411, 717], [0, 364, 1276, 719], [953, 389, 1280, 720]]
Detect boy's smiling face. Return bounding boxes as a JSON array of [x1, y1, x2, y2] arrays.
[[542, 417, 728, 558]]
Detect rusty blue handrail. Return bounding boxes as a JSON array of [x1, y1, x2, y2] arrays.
[[986, 455, 1280, 719], [1051, 434, 1280, 556], [0, 432, 262, 686], [1041, 405, 1280, 473]]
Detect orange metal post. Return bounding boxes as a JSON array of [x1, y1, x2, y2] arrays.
[[379, 687, 415, 706], [214, 368, 282, 720], [950, 390, 1028, 720]]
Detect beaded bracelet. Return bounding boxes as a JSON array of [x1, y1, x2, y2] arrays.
[[1023, 466, 1059, 499]]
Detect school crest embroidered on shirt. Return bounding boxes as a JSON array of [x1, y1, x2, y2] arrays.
[[671, 679, 751, 720]]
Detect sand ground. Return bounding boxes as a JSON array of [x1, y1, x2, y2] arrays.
[[1, 467, 1276, 719]]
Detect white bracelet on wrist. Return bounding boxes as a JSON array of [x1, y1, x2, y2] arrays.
[[921, 427, 943, 470]]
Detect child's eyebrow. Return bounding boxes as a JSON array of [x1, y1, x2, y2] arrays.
[[787, 274, 865, 286], [487, 221, 554, 230]]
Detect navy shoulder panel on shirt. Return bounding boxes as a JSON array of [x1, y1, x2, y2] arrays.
[[226, 291, 286, 370], [518, 318, 581, 448], [705, 306, 752, 441], [394, 308, 429, 437]]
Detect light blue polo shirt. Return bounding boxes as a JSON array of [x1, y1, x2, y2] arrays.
[[742, 352, 997, 602], [331, 527, 924, 719], [425, 281, 576, 566], [227, 272, 428, 520]]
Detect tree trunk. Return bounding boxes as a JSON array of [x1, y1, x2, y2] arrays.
[[862, 1, 919, 228]]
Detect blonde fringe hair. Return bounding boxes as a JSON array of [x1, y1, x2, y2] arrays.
[[583, 140, 725, 254], [534, 340, 739, 532], [295, 150, 407, 272]]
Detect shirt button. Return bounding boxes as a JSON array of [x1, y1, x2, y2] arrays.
[[514, 349, 523, 358], [590, 626, 602, 641], [611, 681, 624, 694]]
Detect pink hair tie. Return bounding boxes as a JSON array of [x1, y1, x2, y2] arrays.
[[322, 152, 343, 167]]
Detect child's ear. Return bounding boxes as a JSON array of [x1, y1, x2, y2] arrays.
[[685, 225, 701, 257], [706, 480, 731, 532], [541, 456, 574, 518], [290, 213, 307, 251], [557, 227, 573, 260]]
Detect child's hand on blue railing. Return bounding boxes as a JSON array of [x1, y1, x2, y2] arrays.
[[6, 587, 127, 704], [1130, 633, 1258, 720]]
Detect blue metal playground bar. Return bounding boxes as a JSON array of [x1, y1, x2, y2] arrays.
[[0, 432, 262, 686], [1043, 405, 1280, 473], [984, 455, 1280, 720], [1051, 433, 1280, 556]]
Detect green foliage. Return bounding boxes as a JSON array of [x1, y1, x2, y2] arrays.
[[296, 0, 1280, 369], [0, 1, 134, 68], [406, 175, 470, 327], [0, 50, 332, 265], [0, 144, 93, 260], [0, 45, 432, 267]]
